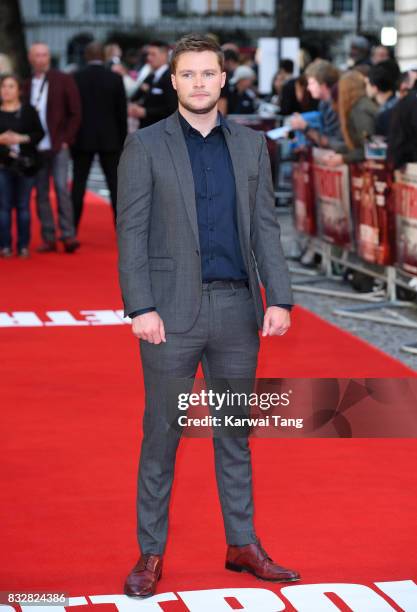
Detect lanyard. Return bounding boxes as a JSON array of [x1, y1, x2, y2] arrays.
[[34, 76, 47, 111]]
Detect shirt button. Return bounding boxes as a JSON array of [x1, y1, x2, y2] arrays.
[[206, 167, 211, 171]]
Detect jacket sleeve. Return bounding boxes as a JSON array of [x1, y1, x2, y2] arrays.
[[116, 75, 127, 149], [25, 105, 45, 145], [116, 132, 155, 317], [341, 104, 377, 164], [250, 134, 294, 307], [387, 94, 417, 168], [62, 74, 81, 146]]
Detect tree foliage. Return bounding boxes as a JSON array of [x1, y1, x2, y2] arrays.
[[0, 0, 30, 77]]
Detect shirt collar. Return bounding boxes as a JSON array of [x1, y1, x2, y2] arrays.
[[153, 64, 169, 82], [178, 111, 231, 137]]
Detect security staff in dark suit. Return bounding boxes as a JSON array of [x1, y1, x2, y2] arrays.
[[128, 41, 177, 128], [71, 42, 127, 228]]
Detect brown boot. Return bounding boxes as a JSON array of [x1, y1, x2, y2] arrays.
[[226, 540, 300, 582], [124, 554, 163, 598]]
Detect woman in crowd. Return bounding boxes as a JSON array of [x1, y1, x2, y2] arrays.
[[323, 70, 377, 166], [0, 74, 44, 258], [280, 73, 318, 116]]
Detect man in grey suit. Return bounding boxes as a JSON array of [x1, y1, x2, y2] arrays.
[[117, 34, 300, 598]]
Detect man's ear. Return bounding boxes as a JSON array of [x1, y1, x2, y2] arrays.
[[221, 71, 226, 89], [171, 73, 177, 91]]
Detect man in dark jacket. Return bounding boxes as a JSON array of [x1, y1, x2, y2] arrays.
[[25, 43, 81, 253], [367, 60, 399, 138], [72, 41, 127, 228], [388, 84, 417, 168], [128, 41, 177, 128]]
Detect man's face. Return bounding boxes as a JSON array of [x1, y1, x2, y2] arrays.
[[147, 46, 168, 70], [307, 77, 322, 99], [274, 72, 286, 92], [372, 46, 389, 65], [350, 45, 360, 62], [365, 77, 377, 99], [236, 77, 253, 92], [171, 51, 226, 115], [29, 44, 50, 73]]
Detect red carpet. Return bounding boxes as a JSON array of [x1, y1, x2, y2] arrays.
[[1, 192, 416, 611]]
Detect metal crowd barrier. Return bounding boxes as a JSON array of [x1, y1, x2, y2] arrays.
[[222, 117, 417, 337], [226, 113, 291, 205], [290, 148, 417, 330]]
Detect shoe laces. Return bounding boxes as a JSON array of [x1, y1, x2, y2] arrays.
[[257, 539, 273, 562], [142, 554, 158, 571]]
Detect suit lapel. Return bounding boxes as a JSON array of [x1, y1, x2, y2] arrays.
[[223, 123, 250, 269], [165, 112, 200, 249]]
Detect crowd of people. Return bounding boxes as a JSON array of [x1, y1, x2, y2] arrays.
[[1, 40, 128, 258], [1, 34, 417, 260]]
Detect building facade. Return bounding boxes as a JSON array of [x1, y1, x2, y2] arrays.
[[396, 0, 417, 69], [21, 0, 395, 68]]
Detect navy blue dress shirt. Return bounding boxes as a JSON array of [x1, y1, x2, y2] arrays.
[[129, 112, 292, 318], [179, 111, 248, 282]]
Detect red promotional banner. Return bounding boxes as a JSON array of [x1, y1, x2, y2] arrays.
[[394, 165, 417, 276], [312, 149, 353, 248], [350, 161, 395, 265], [292, 156, 316, 236]]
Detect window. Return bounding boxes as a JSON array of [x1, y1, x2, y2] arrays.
[[383, 0, 395, 11], [95, 0, 119, 15], [332, 0, 354, 13], [218, 0, 236, 10], [161, 0, 178, 15], [40, 0, 65, 15]]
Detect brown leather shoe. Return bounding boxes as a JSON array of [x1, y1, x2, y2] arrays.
[[36, 241, 57, 253], [226, 541, 300, 582], [124, 554, 163, 598]]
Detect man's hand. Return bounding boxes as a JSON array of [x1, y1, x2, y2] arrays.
[[111, 63, 127, 76], [131, 311, 166, 344], [290, 113, 307, 131], [262, 306, 291, 337], [128, 103, 146, 119]]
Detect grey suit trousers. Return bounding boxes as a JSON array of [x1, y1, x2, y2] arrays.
[[137, 282, 260, 555]]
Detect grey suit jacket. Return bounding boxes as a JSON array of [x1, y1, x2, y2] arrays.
[[116, 110, 293, 333]]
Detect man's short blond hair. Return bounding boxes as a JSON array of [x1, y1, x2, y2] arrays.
[[305, 59, 340, 88]]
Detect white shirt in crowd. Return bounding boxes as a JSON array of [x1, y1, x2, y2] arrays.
[[30, 75, 52, 151], [152, 63, 169, 84]]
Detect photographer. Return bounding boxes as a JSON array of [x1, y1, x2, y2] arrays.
[[0, 74, 44, 258]]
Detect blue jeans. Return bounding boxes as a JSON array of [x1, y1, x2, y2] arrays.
[[35, 148, 75, 242], [0, 167, 34, 250]]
